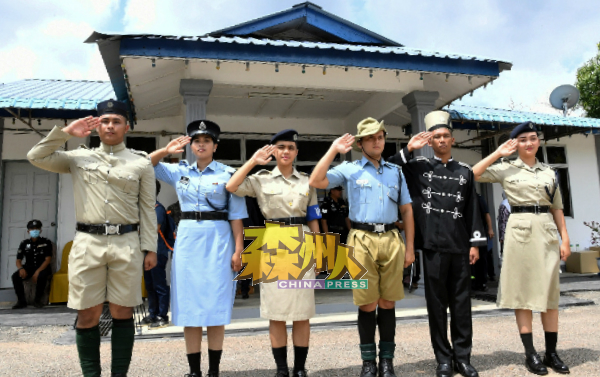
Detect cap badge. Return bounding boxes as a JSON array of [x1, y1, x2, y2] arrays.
[[199, 122, 206, 131], [107, 101, 113, 108], [293, 134, 298, 141], [529, 123, 533, 129]]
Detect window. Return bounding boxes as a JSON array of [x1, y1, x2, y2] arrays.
[[214, 138, 242, 162], [126, 137, 156, 154], [537, 145, 573, 217], [89, 135, 100, 148]]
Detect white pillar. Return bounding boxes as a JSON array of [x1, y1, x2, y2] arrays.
[[179, 79, 213, 164], [402, 91, 439, 158]]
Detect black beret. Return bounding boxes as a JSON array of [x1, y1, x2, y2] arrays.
[[27, 219, 42, 229], [97, 100, 128, 119], [187, 120, 220, 143], [510, 121, 539, 139], [270, 129, 298, 144]]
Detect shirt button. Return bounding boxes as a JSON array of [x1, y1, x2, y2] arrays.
[[378, 183, 381, 187], [108, 164, 112, 167], [442, 193, 446, 196], [104, 200, 109, 204], [441, 209, 445, 213], [105, 220, 110, 224], [105, 180, 109, 184], [379, 197, 382, 200]]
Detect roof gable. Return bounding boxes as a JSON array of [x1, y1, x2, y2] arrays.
[[209, 2, 401, 46]]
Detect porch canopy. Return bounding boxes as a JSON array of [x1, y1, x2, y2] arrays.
[[86, 1, 512, 145]]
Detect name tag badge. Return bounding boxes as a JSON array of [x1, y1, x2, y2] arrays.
[[179, 176, 190, 185], [356, 179, 368, 186]]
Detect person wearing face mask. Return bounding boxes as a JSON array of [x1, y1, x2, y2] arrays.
[[226, 129, 322, 377], [11, 220, 53, 309], [473, 122, 572, 376], [149, 120, 247, 377], [27, 100, 158, 377]]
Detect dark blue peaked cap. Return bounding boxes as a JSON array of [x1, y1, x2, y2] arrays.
[[187, 120, 220, 143], [97, 100, 128, 119], [271, 129, 298, 144], [510, 121, 539, 139], [27, 219, 42, 229]]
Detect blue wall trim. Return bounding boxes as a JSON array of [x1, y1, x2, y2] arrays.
[[120, 38, 501, 77]]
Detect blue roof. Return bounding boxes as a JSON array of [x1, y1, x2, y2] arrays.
[[209, 1, 402, 46], [448, 105, 600, 129]]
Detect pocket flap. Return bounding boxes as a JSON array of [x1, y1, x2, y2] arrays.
[[77, 162, 99, 171], [544, 223, 558, 232], [513, 220, 532, 230], [263, 185, 282, 195]]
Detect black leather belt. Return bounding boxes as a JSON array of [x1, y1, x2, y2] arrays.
[[76, 222, 139, 235], [181, 211, 228, 221], [351, 221, 395, 233], [269, 217, 307, 225], [512, 205, 550, 214]]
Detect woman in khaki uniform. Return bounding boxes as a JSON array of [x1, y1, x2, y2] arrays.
[[226, 129, 321, 377], [473, 122, 571, 376]]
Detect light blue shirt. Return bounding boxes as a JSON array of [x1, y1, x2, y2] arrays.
[[326, 157, 411, 224], [154, 160, 247, 220]]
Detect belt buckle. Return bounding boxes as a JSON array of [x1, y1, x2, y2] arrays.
[[105, 224, 120, 235], [195, 212, 202, 221], [374, 224, 385, 233], [533, 206, 540, 214]]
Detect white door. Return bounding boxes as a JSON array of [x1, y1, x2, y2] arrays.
[[1, 162, 58, 288]]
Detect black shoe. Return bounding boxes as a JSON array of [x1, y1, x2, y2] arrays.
[[275, 370, 289, 377], [488, 276, 496, 282], [242, 293, 249, 299], [359, 360, 377, 377], [435, 363, 453, 377], [525, 353, 549, 375], [543, 352, 570, 374], [378, 358, 396, 377], [149, 316, 169, 329], [12, 301, 27, 309], [292, 370, 307, 377], [185, 373, 201, 377], [112, 374, 127, 377], [33, 300, 44, 308], [206, 372, 218, 377], [141, 315, 156, 325], [454, 362, 479, 377]]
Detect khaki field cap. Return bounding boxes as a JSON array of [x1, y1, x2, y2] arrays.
[[424, 110, 452, 132], [354, 117, 387, 151]]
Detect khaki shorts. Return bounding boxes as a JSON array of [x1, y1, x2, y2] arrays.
[[68, 231, 144, 310], [347, 228, 405, 306]]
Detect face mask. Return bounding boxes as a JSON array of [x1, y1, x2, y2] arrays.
[[29, 230, 41, 238]]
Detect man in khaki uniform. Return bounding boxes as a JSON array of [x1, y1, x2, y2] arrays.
[[27, 100, 157, 377], [310, 119, 415, 377]]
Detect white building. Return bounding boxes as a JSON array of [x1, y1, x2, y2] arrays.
[[1, 2, 598, 300]]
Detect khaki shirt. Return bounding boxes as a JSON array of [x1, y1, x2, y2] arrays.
[[234, 166, 318, 220], [27, 126, 157, 252], [479, 157, 563, 210]]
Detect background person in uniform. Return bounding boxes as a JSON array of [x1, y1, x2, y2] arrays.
[[149, 120, 247, 377], [310, 118, 414, 377], [141, 180, 171, 329], [167, 201, 182, 229], [471, 193, 494, 291], [11, 219, 53, 309], [497, 191, 511, 262], [388, 111, 486, 377], [473, 121, 572, 376], [320, 186, 350, 243], [27, 100, 158, 377], [226, 129, 322, 377]]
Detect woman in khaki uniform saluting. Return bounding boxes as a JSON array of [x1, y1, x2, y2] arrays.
[[226, 129, 322, 377], [473, 122, 571, 376]]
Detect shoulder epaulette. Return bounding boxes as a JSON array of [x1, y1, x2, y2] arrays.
[[129, 148, 148, 157], [299, 171, 309, 176], [178, 160, 190, 166], [257, 169, 271, 175], [386, 161, 401, 169], [415, 156, 430, 162], [224, 166, 236, 175], [457, 161, 473, 170], [78, 144, 90, 150]]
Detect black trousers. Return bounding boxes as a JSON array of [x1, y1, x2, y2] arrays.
[[12, 266, 52, 303], [423, 249, 473, 364], [471, 246, 488, 288]]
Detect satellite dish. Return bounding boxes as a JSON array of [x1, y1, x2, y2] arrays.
[[549, 85, 580, 116]]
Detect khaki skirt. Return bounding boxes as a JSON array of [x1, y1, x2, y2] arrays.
[[497, 212, 561, 311]]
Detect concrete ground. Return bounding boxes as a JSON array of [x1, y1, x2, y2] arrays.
[[1, 287, 600, 376]]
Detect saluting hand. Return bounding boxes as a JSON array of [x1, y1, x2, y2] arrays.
[[407, 132, 432, 152], [251, 145, 276, 165], [62, 116, 101, 138], [330, 134, 355, 154], [165, 136, 191, 154], [497, 139, 517, 157]]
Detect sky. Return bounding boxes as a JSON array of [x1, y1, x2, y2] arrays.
[[1, 0, 599, 114]]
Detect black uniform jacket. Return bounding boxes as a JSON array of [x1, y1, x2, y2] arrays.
[[389, 147, 486, 254], [16, 237, 52, 269]]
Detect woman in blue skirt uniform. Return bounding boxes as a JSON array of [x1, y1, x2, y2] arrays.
[[149, 120, 247, 377]]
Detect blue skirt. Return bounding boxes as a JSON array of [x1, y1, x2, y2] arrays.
[[171, 219, 237, 327]]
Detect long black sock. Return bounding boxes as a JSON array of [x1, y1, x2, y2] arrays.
[[208, 349, 223, 373], [187, 352, 201, 375], [376, 307, 396, 342], [545, 332, 558, 354], [358, 309, 377, 344], [75, 325, 101, 377], [293, 346, 308, 373], [272, 346, 288, 373], [520, 333, 536, 355], [111, 317, 134, 375]]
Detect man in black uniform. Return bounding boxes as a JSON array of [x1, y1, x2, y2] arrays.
[[12, 220, 53, 309], [388, 111, 486, 377], [320, 186, 351, 243]]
